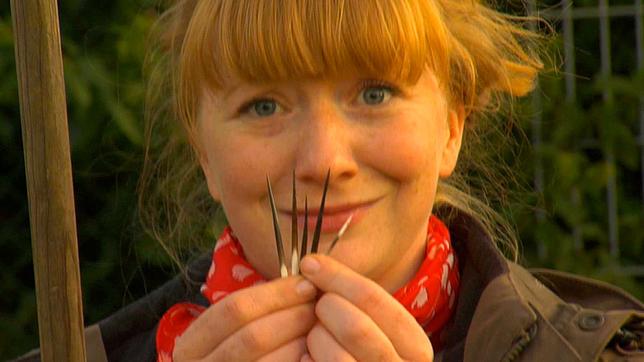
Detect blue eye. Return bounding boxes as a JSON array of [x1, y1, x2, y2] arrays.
[[238, 98, 282, 117], [360, 84, 394, 105], [251, 99, 278, 116]]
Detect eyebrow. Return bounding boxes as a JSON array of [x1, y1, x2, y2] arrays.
[[221, 82, 281, 101]]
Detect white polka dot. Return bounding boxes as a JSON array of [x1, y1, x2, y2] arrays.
[[214, 237, 231, 252], [417, 275, 429, 286], [232, 264, 254, 282], [441, 264, 448, 289], [428, 246, 437, 260], [447, 253, 454, 269], [411, 287, 428, 310]]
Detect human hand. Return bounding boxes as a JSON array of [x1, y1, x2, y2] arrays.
[[299, 254, 434, 362], [173, 276, 317, 362]]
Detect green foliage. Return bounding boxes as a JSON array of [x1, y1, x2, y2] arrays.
[[1, 1, 642, 360], [0, 1, 173, 359], [515, 40, 644, 298]]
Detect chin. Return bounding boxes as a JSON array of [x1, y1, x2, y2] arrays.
[[329, 243, 384, 277]]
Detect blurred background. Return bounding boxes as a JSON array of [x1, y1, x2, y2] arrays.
[[1, 0, 642, 359]]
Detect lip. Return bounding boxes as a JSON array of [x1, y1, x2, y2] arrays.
[[279, 198, 380, 233]]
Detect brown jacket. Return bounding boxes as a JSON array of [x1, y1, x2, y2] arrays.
[[16, 212, 643, 361], [438, 212, 643, 361]]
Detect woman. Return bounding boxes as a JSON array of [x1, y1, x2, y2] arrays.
[[17, 0, 644, 361]]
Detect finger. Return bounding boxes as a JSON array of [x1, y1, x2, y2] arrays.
[[207, 303, 316, 361], [316, 293, 398, 361], [176, 277, 317, 359], [307, 323, 356, 362], [300, 255, 432, 360], [256, 337, 308, 362]]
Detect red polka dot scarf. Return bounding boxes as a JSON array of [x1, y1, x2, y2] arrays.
[[156, 215, 459, 361]]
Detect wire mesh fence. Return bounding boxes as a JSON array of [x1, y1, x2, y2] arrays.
[[528, 0, 643, 275]]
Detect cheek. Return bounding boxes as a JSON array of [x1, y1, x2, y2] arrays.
[[362, 116, 444, 183], [202, 125, 277, 201]]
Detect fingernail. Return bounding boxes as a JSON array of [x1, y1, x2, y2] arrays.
[[295, 280, 316, 296], [300, 256, 320, 275]]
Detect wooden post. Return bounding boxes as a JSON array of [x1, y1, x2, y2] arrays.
[[10, 1, 87, 361]]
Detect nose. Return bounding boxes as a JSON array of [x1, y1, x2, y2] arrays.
[[294, 102, 358, 186]]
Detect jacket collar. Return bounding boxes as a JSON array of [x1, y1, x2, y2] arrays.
[[436, 208, 638, 362], [436, 208, 539, 362]]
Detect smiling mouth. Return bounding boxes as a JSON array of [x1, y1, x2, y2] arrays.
[[280, 199, 378, 233]]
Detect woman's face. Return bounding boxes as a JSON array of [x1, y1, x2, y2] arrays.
[[197, 69, 464, 291]]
